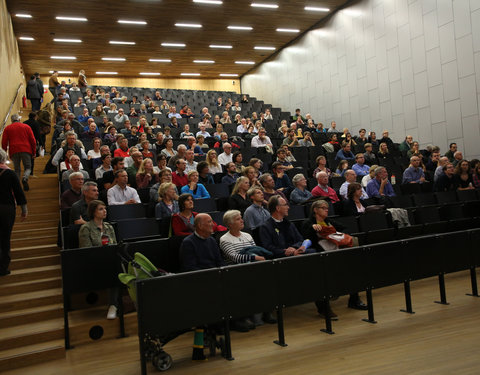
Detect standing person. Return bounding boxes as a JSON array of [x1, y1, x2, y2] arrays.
[[48, 71, 60, 104], [1, 114, 36, 191], [0, 148, 27, 276], [34, 73, 44, 108], [26, 75, 41, 111], [78, 70, 88, 95], [24, 112, 43, 176]]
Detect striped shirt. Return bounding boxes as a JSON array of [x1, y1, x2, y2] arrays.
[[219, 232, 256, 264]]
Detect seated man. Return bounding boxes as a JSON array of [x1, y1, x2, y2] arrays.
[[312, 171, 340, 203], [218, 143, 233, 165], [276, 149, 294, 169], [434, 163, 456, 192], [290, 174, 313, 204], [335, 142, 355, 161], [251, 128, 273, 148], [259, 173, 287, 202], [61, 154, 90, 182], [107, 169, 141, 205], [258, 195, 306, 258], [352, 153, 370, 177], [221, 162, 239, 185], [339, 170, 368, 200], [402, 156, 426, 184], [244, 187, 271, 230], [70, 181, 99, 225], [271, 162, 294, 194], [113, 137, 130, 158], [172, 159, 188, 189], [366, 167, 396, 198], [60, 172, 84, 210]]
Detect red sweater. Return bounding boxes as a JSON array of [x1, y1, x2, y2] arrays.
[[114, 148, 130, 158], [2, 122, 36, 156], [171, 212, 226, 236]]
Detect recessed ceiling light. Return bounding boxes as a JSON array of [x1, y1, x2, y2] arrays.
[[209, 44, 232, 49], [254, 46, 276, 50], [227, 26, 253, 31], [235, 61, 255, 65], [276, 28, 300, 33], [49, 70, 73, 74], [50, 56, 76, 60], [16, 13, 32, 18], [19, 36, 35, 41], [118, 19, 147, 25], [109, 40, 136, 45], [175, 23, 202, 28], [193, 0, 222, 4], [54, 38, 82, 43], [251, 3, 278, 8], [181, 73, 201, 76], [56, 16, 87, 21], [161, 43, 186, 47], [140, 72, 161, 75], [102, 57, 126, 61], [219, 73, 239, 77], [193, 60, 215, 64], [149, 59, 172, 62], [96, 72, 118, 75], [304, 6, 330, 12]]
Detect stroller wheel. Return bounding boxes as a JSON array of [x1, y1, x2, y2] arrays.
[[152, 352, 173, 371]]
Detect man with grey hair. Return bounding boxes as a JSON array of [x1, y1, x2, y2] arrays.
[[62, 154, 90, 182], [402, 156, 426, 184], [52, 131, 87, 166], [244, 187, 271, 230], [218, 143, 233, 165], [2, 114, 37, 191], [60, 172, 84, 209], [366, 167, 395, 198], [453, 151, 463, 167], [290, 174, 313, 204], [434, 156, 449, 182], [168, 144, 187, 169], [70, 181, 99, 225], [339, 170, 368, 199]]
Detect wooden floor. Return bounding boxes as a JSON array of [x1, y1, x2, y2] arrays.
[[3, 270, 479, 375]]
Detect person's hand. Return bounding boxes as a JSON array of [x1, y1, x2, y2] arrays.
[[74, 216, 86, 225], [419, 176, 426, 182], [125, 199, 137, 204], [254, 255, 265, 261], [294, 246, 305, 256], [381, 177, 388, 186], [410, 181, 417, 184], [20, 212, 27, 222], [285, 247, 296, 256], [313, 224, 322, 232]]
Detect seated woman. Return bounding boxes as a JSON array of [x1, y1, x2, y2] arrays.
[[290, 174, 313, 204], [139, 140, 154, 159], [92, 104, 106, 117], [155, 182, 179, 220], [343, 182, 371, 216], [136, 158, 159, 189], [180, 170, 211, 199], [335, 160, 348, 177], [232, 151, 245, 174], [243, 166, 261, 188], [171, 194, 226, 236], [206, 150, 223, 175], [197, 161, 214, 185], [78, 200, 118, 319], [329, 134, 341, 152], [228, 176, 251, 213], [312, 155, 331, 178], [180, 124, 193, 139], [161, 139, 177, 159], [454, 159, 474, 190], [472, 162, 480, 188], [361, 164, 378, 188], [377, 142, 394, 164]]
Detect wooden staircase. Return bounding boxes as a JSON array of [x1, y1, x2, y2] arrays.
[[0, 153, 66, 372]]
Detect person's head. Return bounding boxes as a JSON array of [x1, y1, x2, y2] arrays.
[[92, 137, 101, 150], [380, 142, 388, 153], [222, 143, 232, 155], [316, 155, 326, 167], [364, 143, 372, 153], [368, 164, 378, 178], [247, 186, 264, 204], [431, 151, 440, 162], [225, 162, 236, 174], [454, 151, 463, 161], [194, 213, 214, 237], [344, 169, 357, 183], [331, 134, 338, 141], [374, 166, 388, 180], [330, 121, 336, 128], [438, 156, 448, 167], [132, 151, 143, 166], [0, 148, 7, 164], [223, 210, 244, 232], [178, 193, 194, 212], [449, 143, 457, 152], [243, 166, 257, 182], [176, 158, 187, 172], [87, 200, 107, 221], [114, 169, 128, 187], [82, 181, 99, 202], [455, 159, 470, 174], [185, 149, 195, 162], [197, 161, 209, 176], [155, 132, 164, 143], [268, 195, 289, 219], [249, 158, 262, 170], [64, 148, 75, 161], [443, 163, 455, 177], [165, 138, 174, 149], [232, 176, 250, 195], [271, 161, 286, 175], [382, 130, 389, 138], [406, 135, 413, 143], [337, 160, 348, 171], [355, 153, 365, 165], [370, 131, 376, 140], [292, 173, 307, 189], [232, 151, 242, 165], [69, 154, 81, 170], [101, 153, 112, 166], [69, 171, 84, 191], [177, 144, 187, 156], [112, 157, 125, 170], [343, 143, 351, 153], [276, 149, 286, 160], [347, 182, 363, 201], [259, 173, 275, 190], [411, 141, 419, 151], [410, 155, 422, 168], [138, 158, 154, 174], [187, 170, 199, 183], [359, 128, 366, 137], [311, 199, 329, 220], [65, 131, 77, 146], [316, 171, 329, 186], [206, 149, 218, 164], [159, 169, 172, 183], [158, 182, 178, 202]]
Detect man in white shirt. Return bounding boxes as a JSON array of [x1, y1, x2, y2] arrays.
[[107, 169, 141, 205], [168, 106, 182, 119], [339, 170, 369, 199], [251, 128, 273, 148], [236, 118, 248, 133], [184, 149, 198, 173], [218, 143, 233, 165], [196, 124, 211, 138]]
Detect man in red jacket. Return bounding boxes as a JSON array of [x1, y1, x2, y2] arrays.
[[1, 114, 36, 191]]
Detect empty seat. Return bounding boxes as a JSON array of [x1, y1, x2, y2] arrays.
[[457, 190, 477, 202], [434, 191, 457, 205], [388, 195, 413, 208], [108, 203, 145, 221], [194, 198, 216, 213], [205, 183, 230, 198], [288, 205, 306, 220], [412, 193, 436, 207], [358, 211, 394, 244], [116, 218, 160, 241]]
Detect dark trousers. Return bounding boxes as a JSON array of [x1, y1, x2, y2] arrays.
[[30, 98, 41, 111], [0, 204, 15, 273], [49, 87, 57, 104]]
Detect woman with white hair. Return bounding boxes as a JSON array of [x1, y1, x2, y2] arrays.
[[0, 148, 28, 276], [290, 174, 313, 204]]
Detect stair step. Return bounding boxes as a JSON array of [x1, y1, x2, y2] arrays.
[[0, 277, 62, 297], [0, 319, 64, 351], [10, 254, 60, 270], [0, 304, 63, 329], [0, 288, 63, 313], [15, 211, 59, 222], [11, 244, 59, 259], [0, 265, 61, 286], [11, 235, 58, 248], [0, 340, 65, 372], [11, 227, 57, 240], [12, 218, 58, 231]]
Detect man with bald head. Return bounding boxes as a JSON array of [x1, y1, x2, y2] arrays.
[[402, 156, 426, 184], [339, 170, 368, 199], [312, 171, 339, 203], [180, 213, 225, 272]]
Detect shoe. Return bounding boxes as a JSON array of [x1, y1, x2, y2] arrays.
[[252, 313, 264, 326], [0, 270, 10, 276], [107, 305, 117, 319], [244, 318, 256, 330], [318, 306, 338, 319], [232, 320, 250, 332], [262, 312, 277, 324], [22, 178, 29, 191], [348, 299, 368, 310]]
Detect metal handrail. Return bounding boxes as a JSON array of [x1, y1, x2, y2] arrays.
[[0, 83, 24, 136]]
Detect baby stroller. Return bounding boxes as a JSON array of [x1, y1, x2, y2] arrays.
[[118, 251, 225, 371]]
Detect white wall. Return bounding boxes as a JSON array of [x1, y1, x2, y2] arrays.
[[242, 0, 480, 159]]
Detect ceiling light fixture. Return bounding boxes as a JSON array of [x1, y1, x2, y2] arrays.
[[54, 38, 82, 43], [96, 72, 118, 75], [161, 43, 186, 47], [251, 3, 278, 8], [175, 23, 202, 28], [254, 46, 276, 50], [276, 28, 300, 33], [49, 70, 73, 74], [181, 73, 201, 76], [50, 56, 76, 59], [304, 6, 330, 12], [149, 59, 172, 62], [102, 57, 126, 61], [219, 73, 239, 77], [16, 13, 32, 18], [193, 0, 222, 4], [227, 25, 253, 30], [109, 41, 136, 45], [209, 44, 232, 49], [193, 60, 215, 63], [55, 16, 87, 21], [140, 72, 161, 75], [19, 36, 35, 41], [235, 61, 255, 65], [118, 19, 147, 25]]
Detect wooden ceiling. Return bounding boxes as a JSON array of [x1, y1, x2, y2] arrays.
[[7, 0, 348, 79]]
